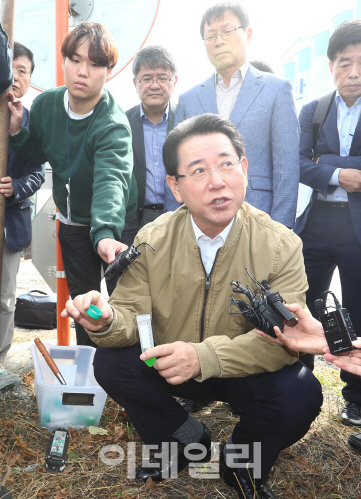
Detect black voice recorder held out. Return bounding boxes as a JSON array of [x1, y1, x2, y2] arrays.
[[315, 291, 357, 355]]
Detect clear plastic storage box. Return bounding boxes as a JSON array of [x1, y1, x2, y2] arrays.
[[31, 344, 107, 432]]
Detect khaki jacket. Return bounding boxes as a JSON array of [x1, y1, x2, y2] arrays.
[[89, 203, 307, 381]]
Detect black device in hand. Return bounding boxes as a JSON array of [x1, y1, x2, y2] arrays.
[[315, 291, 357, 355], [104, 243, 155, 281], [229, 268, 297, 337]]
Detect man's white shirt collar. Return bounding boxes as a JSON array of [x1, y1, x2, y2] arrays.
[[215, 61, 250, 86], [335, 90, 361, 109], [191, 215, 234, 243], [191, 216, 234, 274]]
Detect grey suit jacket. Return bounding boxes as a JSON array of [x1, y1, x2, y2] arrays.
[[175, 65, 300, 228], [126, 102, 180, 219]]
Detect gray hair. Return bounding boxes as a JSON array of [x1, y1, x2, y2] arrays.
[[200, 2, 249, 38], [132, 46, 176, 77]]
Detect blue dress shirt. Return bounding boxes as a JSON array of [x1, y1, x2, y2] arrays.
[[140, 103, 169, 205]]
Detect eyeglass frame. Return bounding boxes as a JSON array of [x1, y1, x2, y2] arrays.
[[202, 25, 243, 45], [174, 157, 244, 183], [13, 68, 31, 78], [135, 75, 175, 85]]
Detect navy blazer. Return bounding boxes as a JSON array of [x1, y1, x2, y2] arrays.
[[6, 107, 45, 252], [0, 23, 12, 97], [125, 102, 180, 219], [295, 98, 361, 245], [175, 65, 300, 228]]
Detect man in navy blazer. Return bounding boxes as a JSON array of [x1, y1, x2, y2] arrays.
[[295, 20, 361, 427], [175, 2, 299, 229], [0, 43, 44, 363], [122, 46, 180, 246]]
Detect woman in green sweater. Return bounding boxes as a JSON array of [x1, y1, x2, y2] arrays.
[[8, 22, 137, 346]]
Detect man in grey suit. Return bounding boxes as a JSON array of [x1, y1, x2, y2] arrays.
[[122, 46, 180, 246], [175, 1, 299, 229]]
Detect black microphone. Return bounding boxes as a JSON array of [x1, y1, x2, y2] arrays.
[[104, 243, 155, 280]]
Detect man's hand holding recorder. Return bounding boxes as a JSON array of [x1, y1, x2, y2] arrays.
[[257, 303, 361, 377], [62, 289, 361, 379]]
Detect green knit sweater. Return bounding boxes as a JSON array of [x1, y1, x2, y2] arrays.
[[10, 86, 137, 247]]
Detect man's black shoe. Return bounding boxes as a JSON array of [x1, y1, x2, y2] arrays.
[[220, 446, 277, 499], [135, 423, 211, 482], [348, 432, 361, 452], [341, 402, 361, 427], [177, 398, 214, 413]]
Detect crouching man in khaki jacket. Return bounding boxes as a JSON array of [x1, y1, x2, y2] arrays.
[[62, 114, 322, 499]]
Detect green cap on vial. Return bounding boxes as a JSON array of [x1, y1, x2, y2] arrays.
[[144, 358, 156, 367], [87, 305, 103, 320]]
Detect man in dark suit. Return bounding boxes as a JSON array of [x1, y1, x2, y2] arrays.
[[0, 42, 44, 362], [295, 19, 361, 426], [0, 23, 12, 97], [122, 46, 180, 246]]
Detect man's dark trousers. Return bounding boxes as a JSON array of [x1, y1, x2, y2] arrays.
[[58, 223, 119, 347], [300, 200, 361, 402], [94, 343, 322, 482]]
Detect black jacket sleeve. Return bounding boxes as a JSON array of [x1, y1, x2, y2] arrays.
[[0, 23, 12, 97]]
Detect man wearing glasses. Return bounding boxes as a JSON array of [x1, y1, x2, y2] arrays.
[[0, 42, 44, 363], [122, 46, 180, 245], [62, 114, 322, 499], [175, 2, 299, 230]]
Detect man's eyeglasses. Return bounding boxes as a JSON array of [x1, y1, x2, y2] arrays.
[[203, 26, 243, 45], [13, 68, 31, 79], [175, 157, 243, 183], [136, 76, 175, 85]]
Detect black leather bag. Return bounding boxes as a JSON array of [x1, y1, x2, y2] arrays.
[[14, 290, 57, 330]]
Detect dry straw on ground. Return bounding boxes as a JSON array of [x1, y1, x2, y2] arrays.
[[1, 357, 361, 499]]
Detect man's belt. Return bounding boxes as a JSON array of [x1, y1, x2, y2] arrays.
[[143, 204, 164, 212], [316, 200, 348, 208]]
